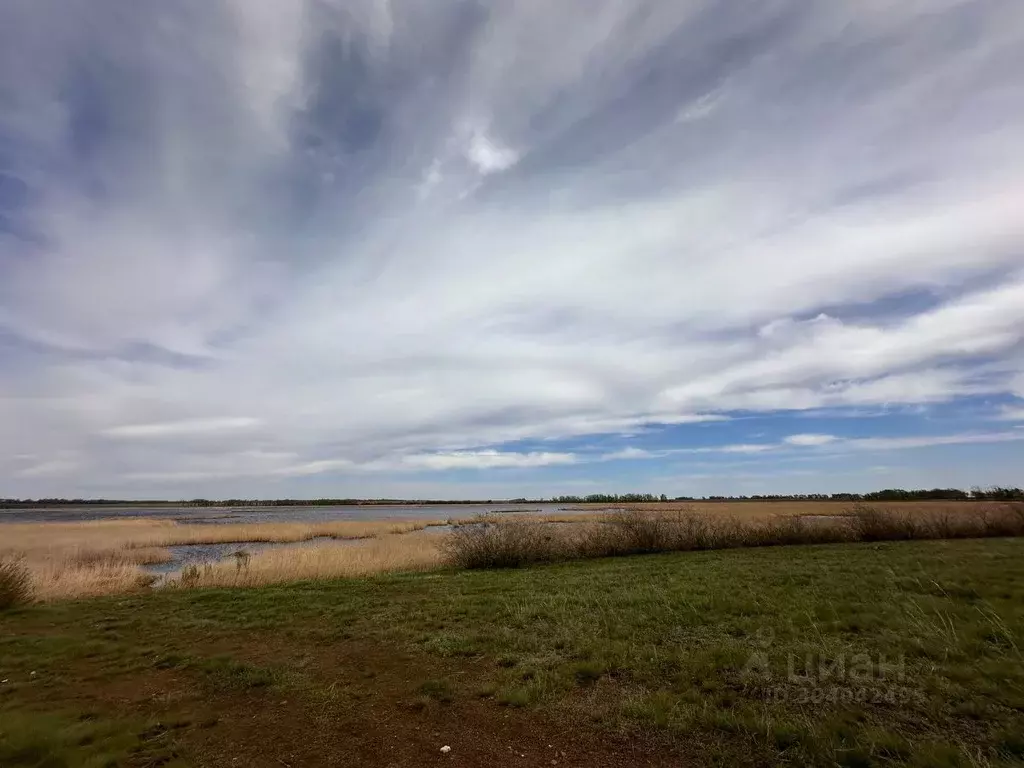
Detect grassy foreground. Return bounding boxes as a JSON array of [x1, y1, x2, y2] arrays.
[[2, 538, 1024, 767]]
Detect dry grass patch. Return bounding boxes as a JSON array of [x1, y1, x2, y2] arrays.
[[0, 520, 175, 601], [563, 499, 1020, 520], [0, 558, 31, 609], [169, 532, 445, 588], [25, 559, 158, 601], [443, 504, 1024, 569], [127, 519, 435, 548], [0, 518, 436, 557], [0, 518, 441, 601]]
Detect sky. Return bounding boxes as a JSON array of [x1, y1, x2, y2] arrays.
[[1, 1, 1023, 500]]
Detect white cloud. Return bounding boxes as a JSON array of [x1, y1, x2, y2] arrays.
[[675, 88, 724, 123], [465, 130, 520, 175], [601, 447, 658, 461], [271, 458, 355, 477], [719, 430, 1024, 455], [657, 430, 1024, 459], [15, 458, 79, 478], [417, 158, 444, 198], [995, 406, 1024, 422], [102, 418, 261, 439], [1, 1, 1024, 495], [846, 431, 1024, 451], [402, 450, 577, 470], [784, 434, 839, 446], [717, 444, 777, 454]]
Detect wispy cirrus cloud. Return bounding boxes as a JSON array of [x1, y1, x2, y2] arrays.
[[994, 406, 1024, 422], [14, 458, 80, 479], [102, 418, 261, 439], [662, 430, 1024, 458], [593, 429, 1024, 464], [844, 431, 1024, 452], [402, 450, 578, 471], [783, 434, 839, 447], [1, 1, 1023, 497]]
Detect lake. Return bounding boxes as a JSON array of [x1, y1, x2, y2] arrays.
[[0, 503, 570, 525]]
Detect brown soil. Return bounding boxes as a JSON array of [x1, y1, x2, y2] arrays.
[[13, 629, 686, 768]]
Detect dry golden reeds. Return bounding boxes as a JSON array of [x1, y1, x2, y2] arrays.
[[166, 532, 445, 589], [0, 518, 442, 601], [442, 504, 1024, 568]]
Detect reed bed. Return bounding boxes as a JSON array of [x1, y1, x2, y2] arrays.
[[558, 499, 1019, 520], [145, 519, 435, 545], [167, 533, 445, 589], [24, 559, 158, 601], [442, 504, 1024, 568], [0, 518, 436, 554], [0, 518, 440, 602]]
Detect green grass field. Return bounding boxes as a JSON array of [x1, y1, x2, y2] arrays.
[[3, 538, 1024, 766]]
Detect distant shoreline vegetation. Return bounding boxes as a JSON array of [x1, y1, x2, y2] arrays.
[[2, 487, 1022, 509], [0, 498, 543, 509], [554, 488, 1024, 503]]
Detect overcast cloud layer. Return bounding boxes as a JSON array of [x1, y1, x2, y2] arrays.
[[2, 1, 1023, 498]]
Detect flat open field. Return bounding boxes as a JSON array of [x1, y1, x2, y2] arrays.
[[3, 537, 1024, 767]]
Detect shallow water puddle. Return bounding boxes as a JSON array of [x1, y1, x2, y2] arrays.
[[143, 535, 352, 576]]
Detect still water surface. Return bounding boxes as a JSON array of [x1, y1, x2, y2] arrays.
[[0, 503, 568, 525]]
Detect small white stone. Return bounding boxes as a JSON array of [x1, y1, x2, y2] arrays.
[[440, 745, 452, 754]]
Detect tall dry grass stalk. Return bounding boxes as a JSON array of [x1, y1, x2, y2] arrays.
[[0, 558, 32, 609], [168, 533, 445, 589], [26, 560, 158, 602]]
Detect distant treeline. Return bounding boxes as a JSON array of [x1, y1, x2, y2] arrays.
[[708, 487, 1024, 502], [2, 488, 1021, 509], [552, 493, 670, 503], [554, 487, 1024, 503]]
